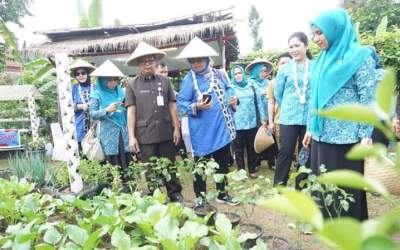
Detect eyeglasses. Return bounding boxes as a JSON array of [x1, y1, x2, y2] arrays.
[[75, 71, 87, 76], [138, 58, 155, 65]]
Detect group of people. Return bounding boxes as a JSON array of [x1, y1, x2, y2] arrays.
[[69, 8, 397, 221]]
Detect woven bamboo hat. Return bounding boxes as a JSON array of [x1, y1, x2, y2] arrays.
[[90, 60, 124, 77], [245, 59, 273, 74], [176, 36, 218, 59], [125, 41, 166, 66], [254, 126, 275, 153], [69, 59, 96, 77]]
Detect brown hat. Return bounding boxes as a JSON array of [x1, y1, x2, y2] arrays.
[[254, 126, 275, 153], [125, 41, 166, 66], [245, 58, 273, 74]]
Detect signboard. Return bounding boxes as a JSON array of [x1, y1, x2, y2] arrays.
[[0, 129, 21, 148]]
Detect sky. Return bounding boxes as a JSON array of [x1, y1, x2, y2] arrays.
[[9, 0, 339, 55]]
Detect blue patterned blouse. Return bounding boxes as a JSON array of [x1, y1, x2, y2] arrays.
[[178, 69, 236, 156], [248, 80, 268, 123], [274, 59, 312, 126], [232, 84, 260, 130], [309, 57, 376, 144], [89, 99, 129, 156]]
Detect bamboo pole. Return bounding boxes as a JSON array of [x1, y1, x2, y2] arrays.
[[55, 53, 83, 193]]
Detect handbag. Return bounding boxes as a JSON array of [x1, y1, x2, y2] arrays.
[[81, 122, 105, 162]]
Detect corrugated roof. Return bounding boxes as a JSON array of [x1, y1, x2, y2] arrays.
[[0, 85, 43, 101]]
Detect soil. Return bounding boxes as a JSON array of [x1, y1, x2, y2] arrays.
[[223, 212, 241, 227]]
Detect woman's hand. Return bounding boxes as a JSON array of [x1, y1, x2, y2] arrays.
[[302, 131, 312, 148], [106, 102, 119, 113], [196, 98, 212, 110], [229, 97, 238, 110], [78, 103, 89, 111], [360, 138, 373, 146], [268, 122, 275, 132], [392, 118, 400, 134]]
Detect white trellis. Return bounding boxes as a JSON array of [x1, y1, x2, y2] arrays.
[[55, 53, 83, 193], [26, 90, 40, 143]]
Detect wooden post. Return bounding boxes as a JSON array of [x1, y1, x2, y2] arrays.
[[27, 90, 39, 143], [55, 53, 83, 193], [221, 29, 226, 70]]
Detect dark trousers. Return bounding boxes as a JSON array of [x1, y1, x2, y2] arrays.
[[233, 128, 258, 174], [274, 124, 308, 186], [311, 140, 368, 221], [105, 133, 132, 182], [193, 143, 231, 198], [139, 140, 182, 197], [372, 128, 389, 146]]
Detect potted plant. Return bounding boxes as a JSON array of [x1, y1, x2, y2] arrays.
[[24, 138, 47, 157]]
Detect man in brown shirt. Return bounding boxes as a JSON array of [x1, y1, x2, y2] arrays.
[[125, 41, 183, 201]]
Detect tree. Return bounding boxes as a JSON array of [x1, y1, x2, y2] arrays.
[[339, 0, 365, 9], [248, 5, 263, 51], [77, 0, 103, 28], [347, 0, 400, 34], [0, 0, 32, 26]]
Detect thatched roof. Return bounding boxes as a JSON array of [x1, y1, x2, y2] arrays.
[[0, 85, 43, 101], [23, 8, 239, 59]]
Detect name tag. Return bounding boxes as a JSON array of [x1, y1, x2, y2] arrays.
[[157, 96, 164, 106], [140, 90, 150, 94]]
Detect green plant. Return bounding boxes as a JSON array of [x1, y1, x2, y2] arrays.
[[79, 159, 119, 186], [8, 153, 56, 187]]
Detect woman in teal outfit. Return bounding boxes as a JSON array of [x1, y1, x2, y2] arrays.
[[245, 59, 276, 169], [303, 8, 376, 221], [231, 65, 259, 178], [274, 32, 313, 187], [89, 60, 131, 179]]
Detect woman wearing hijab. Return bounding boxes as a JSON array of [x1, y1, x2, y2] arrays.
[[303, 8, 376, 221], [177, 37, 238, 206], [70, 59, 96, 148], [246, 59, 276, 169], [231, 65, 259, 178], [274, 32, 313, 187], [89, 60, 131, 176]]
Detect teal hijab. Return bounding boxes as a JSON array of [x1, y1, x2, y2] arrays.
[[91, 77, 126, 127], [249, 64, 269, 86], [310, 8, 371, 137], [230, 65, 248, 87]]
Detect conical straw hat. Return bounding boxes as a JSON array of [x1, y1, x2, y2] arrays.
[[254, 126, 275, 153], [245, 58, 273, 73], [176, 36, 218, 59], [125, 41, 166, 66], [69, 59, 96, 77], [90, 60, 124, 77]]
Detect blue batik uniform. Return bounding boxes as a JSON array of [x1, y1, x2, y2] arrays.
[[178, 69, 236, 157], [72, 82, 93, 143], [275, 59, 313, 126], [89, 78, 129, 156], [248, 64, 269, 123]]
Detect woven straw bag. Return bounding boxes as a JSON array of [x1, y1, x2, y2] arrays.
[[364, 156, 400, 195]]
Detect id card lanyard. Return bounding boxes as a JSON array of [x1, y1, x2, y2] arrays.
[[156, 82, 164, 106]]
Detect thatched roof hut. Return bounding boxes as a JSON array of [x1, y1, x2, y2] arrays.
[[24, 8, 239, 75]]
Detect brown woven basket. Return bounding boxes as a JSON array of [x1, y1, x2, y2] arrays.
[[364, 157, 400, 196]]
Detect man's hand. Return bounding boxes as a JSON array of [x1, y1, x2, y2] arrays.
[[173, 128, 181, 146], [129, 137, 139, 153]]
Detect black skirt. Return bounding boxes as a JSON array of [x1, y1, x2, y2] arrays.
[[105, 132, 131, 182], [311, 140, 368, 221]]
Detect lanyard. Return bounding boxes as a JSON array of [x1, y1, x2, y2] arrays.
[[292, 60, 309, 104], [191, 70, 216, 101]]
